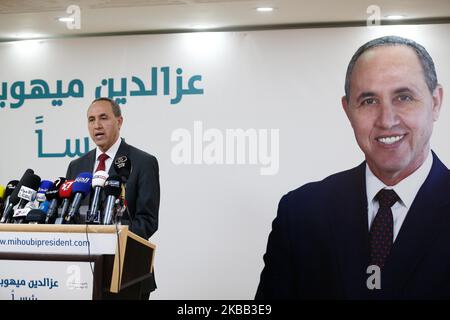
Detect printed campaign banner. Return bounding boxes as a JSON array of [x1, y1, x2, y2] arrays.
[[1, 24, 449, 299], [0, 260, 94, 300]]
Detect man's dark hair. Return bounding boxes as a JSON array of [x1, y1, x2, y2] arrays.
[[344, 35, 438, 103], [90, 97, 122, 117]]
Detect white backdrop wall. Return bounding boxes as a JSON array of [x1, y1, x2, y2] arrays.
[[0, 24, 449, 299]]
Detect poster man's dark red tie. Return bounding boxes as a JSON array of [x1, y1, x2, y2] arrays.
[[95, 153, 109, 172], [369, 189, 399, 269]]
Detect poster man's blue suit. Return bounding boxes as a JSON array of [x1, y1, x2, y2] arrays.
[[256, 151, 450, 299]]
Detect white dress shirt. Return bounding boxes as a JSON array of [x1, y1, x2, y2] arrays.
[[93, 137, 122, 174], [366, 151, 433, 242]]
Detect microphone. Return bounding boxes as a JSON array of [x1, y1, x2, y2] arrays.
[[12, 202, 36, 224], [11, 173, 41, 224], [65, 172, 93, 224], [102, 175, 121, 225], [114, 156, 132, 182], [40, 200, 50, 212], [0, 180, 18, 222], [36, 180, 54, 203], [26, 201, 50, 224], [0, 185, 5, 210], [113, 156, 132, 222], [44, 177, 66, 224], [16, 174, 41, 208], [19, 179, 53, 219], [54, 180, 74, 224], [1, 169, 39, 224], [86, 170, 109, 224]]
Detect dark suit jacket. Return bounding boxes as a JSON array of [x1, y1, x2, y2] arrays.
[[66, 139, 160, 240], [256, 151, 450, 300]]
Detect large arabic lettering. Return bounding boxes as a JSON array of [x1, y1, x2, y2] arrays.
[[95, 66, 203, 105], [0, 79, 83, 109], [35, 116, 90, 158], [0, 66, 204, 109], [35, 129, 90, 158], [0, 277, 59, 290]]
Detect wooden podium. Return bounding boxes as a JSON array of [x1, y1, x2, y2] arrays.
[[0, 224, 155, 300]]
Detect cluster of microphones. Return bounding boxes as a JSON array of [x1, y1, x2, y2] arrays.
[[0, 156, 131, 226]]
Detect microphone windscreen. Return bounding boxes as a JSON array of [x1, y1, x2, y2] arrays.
[[92, 171, 109, 188], [54, 177, 66, 187], [114, 156, 131, 182], [72, 172, 93, 197], [39, 201, 50, 213], [9, 169, 36, 204], [46, 177, 66, 200], [104, 176, 121, 197], [36, 180, 53, 202], [21, 174, 41, 190], [59, 180, 74, 199], [5, 180, 19, 198], [45, 189, 59, 201], [25, 209, 47, 223], [15, 174, 41, 202]]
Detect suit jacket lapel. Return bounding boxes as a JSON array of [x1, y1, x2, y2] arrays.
[[380, 152, 450, 297], [330, 162, 371, 299], [84, 149, 96, 174]]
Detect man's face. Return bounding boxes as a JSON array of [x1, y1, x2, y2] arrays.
[[87, 100, 123, 152], [342, 45, 443, 185]]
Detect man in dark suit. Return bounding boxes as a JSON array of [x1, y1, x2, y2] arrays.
[[66, 97, 160, 299], [256, 36, 447, 299]]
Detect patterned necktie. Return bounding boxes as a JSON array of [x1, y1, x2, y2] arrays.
[[369, 189, 399, 269], [95, 153, 109, 172]]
